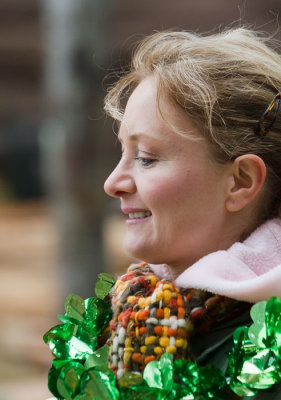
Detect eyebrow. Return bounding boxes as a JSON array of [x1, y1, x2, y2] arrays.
[[118, 132, 161, 143]]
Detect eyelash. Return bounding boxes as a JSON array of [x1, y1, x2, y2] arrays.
[[134, 157, 156, 167]]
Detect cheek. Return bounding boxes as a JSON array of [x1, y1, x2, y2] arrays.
[[155, 171, 216, 216], [139, 162, 217, 212], [142, 173, 192, 210], [143, 187, 166, 210]]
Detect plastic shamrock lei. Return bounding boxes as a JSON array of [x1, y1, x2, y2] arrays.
[[44, 273, 281, 400]]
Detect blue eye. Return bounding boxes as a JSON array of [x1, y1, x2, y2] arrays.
[[135, 157, 156, 167]]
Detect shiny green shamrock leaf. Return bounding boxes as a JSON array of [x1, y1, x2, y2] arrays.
[[173, 359, 228, 399], [65, 294, 86, 323], [84, 297, 111, 334], [57, 361, 86, 399], [248, 300, 267, 348], [265, 297, 281, 348], [143, 353, 173, 392], [78, 367, 119, 400], [227, 327, 258, 397], [95, 273, 116, 300], [118, 372, 144, 389], [119, 372, 164, 400], [84, 346, 110, 370], [238, 348, 279, 390], [44, 323, 97, 360]]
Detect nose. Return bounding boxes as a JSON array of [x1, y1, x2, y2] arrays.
[[104, 160, 136, 198]]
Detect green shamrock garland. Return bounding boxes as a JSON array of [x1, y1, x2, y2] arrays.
[[227, 296, 281, 397], [44, 274, 281, 400]]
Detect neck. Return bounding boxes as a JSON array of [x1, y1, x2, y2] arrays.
[[167, 214, 258, 279]]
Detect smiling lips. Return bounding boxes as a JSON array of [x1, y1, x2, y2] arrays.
[[122, 209, 152, 223], [128, 211, 152, 219]]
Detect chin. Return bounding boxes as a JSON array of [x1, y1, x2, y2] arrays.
[[124, 240, 152, 262], [123, 242, 164, 265], [124, 245, 147, 261]]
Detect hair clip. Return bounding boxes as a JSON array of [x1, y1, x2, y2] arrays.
[[254, 92, 281, 137]]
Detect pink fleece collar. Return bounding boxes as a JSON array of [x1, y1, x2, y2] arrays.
[[150, 218, 281, 303]]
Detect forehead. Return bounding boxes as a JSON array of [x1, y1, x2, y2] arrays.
[[119, 77, 159, 134], [119, 76, 199, 143]]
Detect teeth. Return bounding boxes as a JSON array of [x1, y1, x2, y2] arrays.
[[128, 211, 151, 219]]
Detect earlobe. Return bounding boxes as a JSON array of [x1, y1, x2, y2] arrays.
[[225, 155, 266, 212]]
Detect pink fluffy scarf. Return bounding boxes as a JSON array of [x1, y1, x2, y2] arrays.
[[150, 218, 281, 303]]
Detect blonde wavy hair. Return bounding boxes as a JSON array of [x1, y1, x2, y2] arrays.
[[104, 28, 281, 219]]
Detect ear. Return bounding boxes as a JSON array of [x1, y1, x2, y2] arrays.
[[225, 155, 266, 212]]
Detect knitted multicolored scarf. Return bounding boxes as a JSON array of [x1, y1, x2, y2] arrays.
[[109, 263, 250, 379]]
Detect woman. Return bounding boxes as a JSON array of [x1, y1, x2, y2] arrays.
[[103, 27, 281, 398], [45, 28, 281, 399]]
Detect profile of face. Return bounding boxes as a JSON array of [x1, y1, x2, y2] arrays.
[[104, 77, 242, 275]]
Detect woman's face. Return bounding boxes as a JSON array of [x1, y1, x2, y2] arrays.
[[104, 77, 232, 274]]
